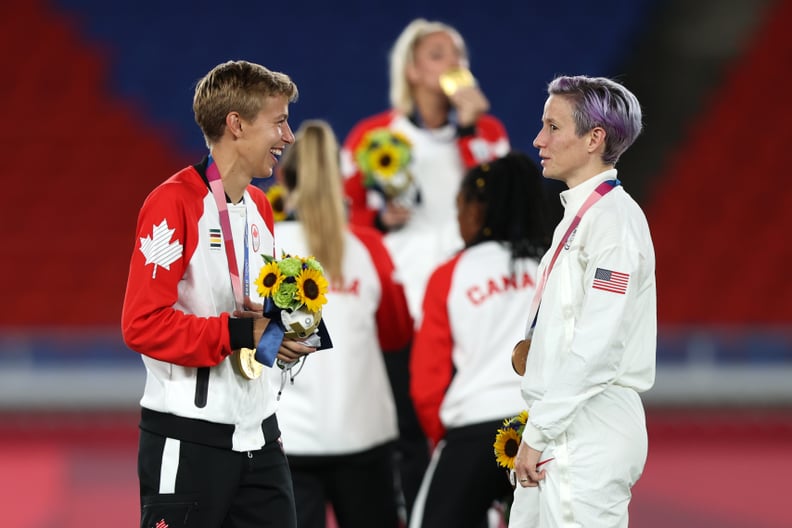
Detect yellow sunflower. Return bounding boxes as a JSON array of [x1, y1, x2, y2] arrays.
[[255, 261, 283, 298], [265, 183, 287, 222], [493, 427, 522, 469], [369, 143, 401, 178], [355, 128, 412, 185], [296, 268, 329, 312]]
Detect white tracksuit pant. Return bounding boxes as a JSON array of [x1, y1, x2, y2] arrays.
[[509, 386, 647, 527]]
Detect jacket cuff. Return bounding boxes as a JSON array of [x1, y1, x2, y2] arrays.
[[456, 124, 476, 138], [521, 422, 550, 452], [228, 317, 254, 350]]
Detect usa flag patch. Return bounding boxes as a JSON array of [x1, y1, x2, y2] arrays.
[[592, 268, 629, 294]]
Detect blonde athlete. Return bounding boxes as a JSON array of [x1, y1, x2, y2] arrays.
[[123, 61, 314, 528], [341, 19, 510, 517], [272, 120, 413, 528]]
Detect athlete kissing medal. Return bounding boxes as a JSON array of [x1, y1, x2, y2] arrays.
[[236, 347, 264, 380], [439, 67, 476, 97]]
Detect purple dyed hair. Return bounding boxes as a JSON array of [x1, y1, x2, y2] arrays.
[[548, 75, 643, 165]]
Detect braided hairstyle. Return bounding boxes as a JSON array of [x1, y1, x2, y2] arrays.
[[458, 151, 553, 261]]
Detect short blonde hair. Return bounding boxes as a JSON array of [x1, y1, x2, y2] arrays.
[[193, 60, 298, 146], [388, 18, 468, 115]]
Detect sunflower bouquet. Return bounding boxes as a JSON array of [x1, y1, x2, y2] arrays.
[[254, 252, 329, 339], [354, 128, 417, 202], [493, 410, 529, 470]]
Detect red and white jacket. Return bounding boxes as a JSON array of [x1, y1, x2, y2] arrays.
[[341, 110, 510, 323], [272, 221, 413, 455], [410, 241, 538, 445], [122, 160, 279, 452]]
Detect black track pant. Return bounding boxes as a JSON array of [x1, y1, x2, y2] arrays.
[[409, 420, 514, 528], [138, 429, 296, 528], [287, 442, 399, 528]]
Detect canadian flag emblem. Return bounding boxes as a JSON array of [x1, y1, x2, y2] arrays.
[[139, 219, 183, 279]]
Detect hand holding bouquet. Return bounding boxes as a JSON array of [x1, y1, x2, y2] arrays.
[[493, 410, 529, 470], [236, 252, 331, 378]]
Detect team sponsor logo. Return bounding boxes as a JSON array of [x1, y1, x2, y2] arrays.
[[139, 219, 182, 279], [251, 223, 261, 252], [209, 228, 222, 249], [469, 138, 491, 163], [564, 228, 577, 250]]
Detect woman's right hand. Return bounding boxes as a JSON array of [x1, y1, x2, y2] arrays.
[[449, 85, 490, 128], [277, 338, 317, 363]]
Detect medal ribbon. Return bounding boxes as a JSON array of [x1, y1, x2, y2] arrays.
[[525, 179, 620, 337], [206, 156, 246, 310], [207, 155, 282, 368], [257, 298, 285, 368]]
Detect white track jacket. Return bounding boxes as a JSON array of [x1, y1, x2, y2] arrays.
[[272, 221, 413, 455], [411, 241, 538, 444], [520, 170, 656, 451]]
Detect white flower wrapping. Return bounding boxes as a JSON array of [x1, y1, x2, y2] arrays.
[[280, 306, 323, 340]]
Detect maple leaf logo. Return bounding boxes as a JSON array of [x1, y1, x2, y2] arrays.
[[139, 219, 183, 279]]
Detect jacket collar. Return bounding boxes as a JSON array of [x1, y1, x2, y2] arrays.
[[559, 169, 618, 212]]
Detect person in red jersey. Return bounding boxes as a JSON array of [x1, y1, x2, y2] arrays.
[[409, 152, 553, 528], [122, 60, 315, 528]]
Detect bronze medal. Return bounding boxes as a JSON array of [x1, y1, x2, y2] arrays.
[[236, 347, 264, 380], [511, 339, 531, 376]]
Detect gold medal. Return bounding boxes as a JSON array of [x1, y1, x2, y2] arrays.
[[235, 347, 264, 380], [439, 67, 476, 97]]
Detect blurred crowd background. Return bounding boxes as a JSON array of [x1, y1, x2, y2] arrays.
[[0, 0, 789, 526]]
